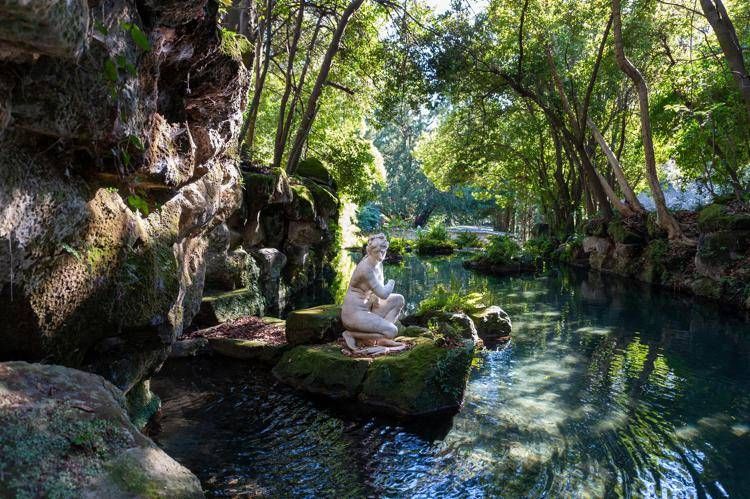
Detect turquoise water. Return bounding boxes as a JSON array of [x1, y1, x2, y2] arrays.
[[152, 255, 750, 497]]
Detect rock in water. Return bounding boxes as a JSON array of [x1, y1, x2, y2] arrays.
[[470, 306, 512, 341], [0, 361, 203, 498]]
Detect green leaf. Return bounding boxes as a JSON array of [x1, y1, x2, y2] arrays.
[[128, 24, 151, 51], [128, 135, 144, 151], [103, 59, 118, 82], [127, 194, 150, 216], [61, 243, 82, 261], [94, 21, 109, 36]]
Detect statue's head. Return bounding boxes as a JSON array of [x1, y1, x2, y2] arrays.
[[366, 233, 389, 262]]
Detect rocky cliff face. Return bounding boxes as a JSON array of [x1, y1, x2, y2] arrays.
[[197, 159, 344, 325], [0, 0, 249, 394]]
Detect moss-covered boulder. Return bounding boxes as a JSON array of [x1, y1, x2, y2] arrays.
[[273, 343, 371, 398], [285, 304, 343, 346], [697, 203, 750, 232], [290, 184, 317, 221], [296, 158, 334, 187], [607, 218, 645, 244], [198, 287, 265, 325], [359, 337, 476, 416], [207, 338, 290, 365], [0, 361, 203, 498], [125, 380, 161, 430], [401, 311, 480, 343], [470, 306, 512, 341], [273, 336, 477, 417]]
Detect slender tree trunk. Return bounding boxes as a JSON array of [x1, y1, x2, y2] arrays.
[[587, 117, 645, 213], [612, 0, 684, 239], [272, 0, 305, 168], [240, 0, 274, 159], [699, 0, 750, 123], [286, 0, 366, 173]]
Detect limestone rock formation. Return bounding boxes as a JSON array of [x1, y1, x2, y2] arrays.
[[0, 361, 203, 497], [0, 0, 250, 397]]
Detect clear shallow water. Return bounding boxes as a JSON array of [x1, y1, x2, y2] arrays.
[[152, 255, 750, 497]]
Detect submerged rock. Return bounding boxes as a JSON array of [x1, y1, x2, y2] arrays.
[[0, 361, 203, 498]]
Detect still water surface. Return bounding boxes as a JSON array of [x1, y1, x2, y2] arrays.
[[152, 255, 750, 497]]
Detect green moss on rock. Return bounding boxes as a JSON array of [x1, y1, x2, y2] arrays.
[[360, 338, 476, 416], [285, 304, 343, 345], [273, 343, 371, 398], [698, 203, 750, 232], [296, 158, 333, 185], [200, 287, 265, 324], [126, 380, 161, 430], [290, 184, 316, 221]]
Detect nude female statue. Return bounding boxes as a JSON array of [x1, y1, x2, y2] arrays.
[[341, 233, 406, 355]]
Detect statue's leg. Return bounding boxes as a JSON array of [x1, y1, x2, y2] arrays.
[[372, 293, 405, 323]]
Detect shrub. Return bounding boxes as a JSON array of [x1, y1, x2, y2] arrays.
[[415, 221, 455, 255], [483, 235, 521, 265], [455, 232, 482, 248], [523, 236, 553, 260], [386, 236, 408, 256], [418, 283, 487, 315], [357, 203, 381, 233]]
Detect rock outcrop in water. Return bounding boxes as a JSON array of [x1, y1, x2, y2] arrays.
[[555, 200, 750, 310], [0, 0, 249, 402], [0, 361, 203, 497], [273, 305, 484, 417]]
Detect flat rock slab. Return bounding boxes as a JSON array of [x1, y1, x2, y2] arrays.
[[273, 337, 476, 417], [0, 361, 203, 498], [285, 304, 343, 346]]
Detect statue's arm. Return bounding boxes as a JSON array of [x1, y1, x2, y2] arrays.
[[367, 268, 393, 299]]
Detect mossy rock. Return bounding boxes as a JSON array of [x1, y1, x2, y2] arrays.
[[607, 219, 645, 244], [273, 337, 477, 417], [208, 338, 290, 365], [272, 343, 371, 398], [697, 230, 750, 264], [285, 304, 343, 345], [697, 203, 750, 232], [296, 158, 333, 185], [400, 325, 431, 338], [199, 287, 265, 325], [125, 380, 161, 430], [690, 277, 724, 300], [0, 362, 202, 498], [470, 306, 512, 340], [359, 338, 476, 416], [303, 179, 339, 219], [584, 218, 608, 237], [290, 184, 316, 221]]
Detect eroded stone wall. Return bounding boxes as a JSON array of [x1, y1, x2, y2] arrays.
[[0, 0, 250, 393]]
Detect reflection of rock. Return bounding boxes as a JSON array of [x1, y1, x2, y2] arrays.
[[0, 361, 202, 498]]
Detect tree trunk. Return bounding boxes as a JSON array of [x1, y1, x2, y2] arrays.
[[286, 0, 366, 173], [612, 0, 684, 239], [699, 0, 750, 123], [272, 0, 305, 168], [240, 0, 274, 159], [587, 117, 645, 213]]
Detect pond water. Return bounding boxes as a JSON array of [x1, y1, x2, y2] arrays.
[[152, 254, 750, 497]]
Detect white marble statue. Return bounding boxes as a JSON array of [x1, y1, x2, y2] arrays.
[[341, 233, 407, 356]]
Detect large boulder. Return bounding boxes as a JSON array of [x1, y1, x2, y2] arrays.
[[470, 306, 512, 341], [0, 361, 203, 498], [284, 304, 343, 346], [273, 335, 477, 417]]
